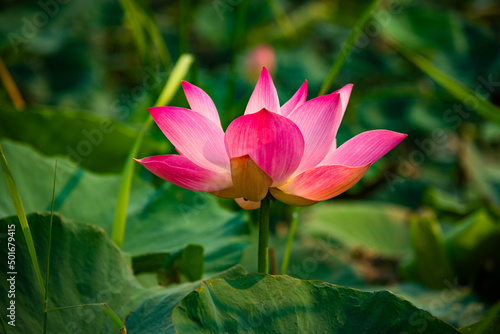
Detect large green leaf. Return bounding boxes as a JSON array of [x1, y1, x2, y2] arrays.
[[0, 106, 166, 173], [172, 274, 460, 333], [302, 201, 411, 258], [0, 212, 146, 333], [0, 140, 250, 274], [121, 183, 250, 274], [0, 212, 247, 333], [460, 316, 500, 334]]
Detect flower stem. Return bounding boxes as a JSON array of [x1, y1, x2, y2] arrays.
[[280, 207, 300, 274], [258, 196, 271, 274]]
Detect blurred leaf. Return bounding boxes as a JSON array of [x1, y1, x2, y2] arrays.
[[460, 139, 500, 206], [407, 212, 455, 289], [0, 140, 250, 274], [302, 201, 411, 258], [423, 187, 470, 215], [444, 210, 500, 283], [172, 274, 460, 333], [402, 209, 500, 300], [460, 315, 500, 334], [126, 265, 247, 334], [246, 2, 333, 46], [0, 106, 165, 173]]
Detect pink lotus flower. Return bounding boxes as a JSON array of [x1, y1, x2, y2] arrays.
[[135, 68, 406, 209]]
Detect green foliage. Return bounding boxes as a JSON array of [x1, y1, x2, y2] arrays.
[[460, 317, 500, 334], [126, 265, 247, 333], [0, 140, 251, 275], [160, 244, 205, 284], [401, 209, 500, 302], [444, 211, 500, 291], [1, 0, 500, 331], [0, 212, 247, 333], [132, 244, 205, 286], [423, 187, 470, 215], [0, 106, 166, 173], [172, 274, 460, 333], [0, 213, 144, 333], [112, 53, 194, 248], [302, 201, 411, 258]]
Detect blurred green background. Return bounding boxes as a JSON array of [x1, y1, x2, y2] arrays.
[[1, 0, 500, 330]]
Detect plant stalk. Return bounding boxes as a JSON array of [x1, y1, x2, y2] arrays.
[[280, 207, 300, 274], [258, 196, 271, 274]]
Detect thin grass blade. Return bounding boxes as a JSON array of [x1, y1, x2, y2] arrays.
[[119, 0, 172, 69], [265, 0, 296, 40], [118, 0, 148, 60], [0, 313, 8, 334], [280, 207, 300, 274], [101, 303, 127, 334], [111, 54, 194, 248], [0, 144, 45, 296], [319, 0, 382, 95], [388, 37, 500, 123]]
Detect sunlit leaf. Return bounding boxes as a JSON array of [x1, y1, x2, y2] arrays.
[[172, 274, 460, 333]]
